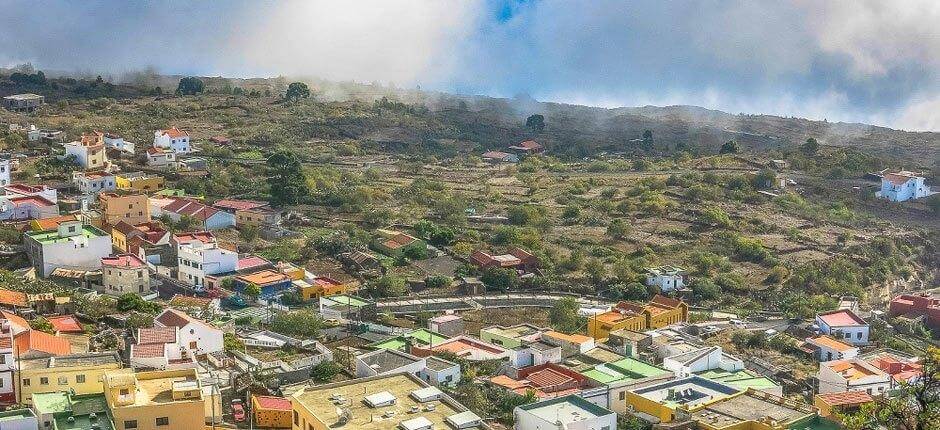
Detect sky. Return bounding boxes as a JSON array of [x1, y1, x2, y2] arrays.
[[2, 0, 939, 131]]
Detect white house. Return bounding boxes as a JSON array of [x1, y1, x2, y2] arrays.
[[177, 239, 238, 289], [23, 221, 112, 277], [354, 348, 427, 379], [508, 341, 563, 369], [817, 359, 892, 395], [63, 132, 108, 170], [419, 356, 461, 387], [146, 147, 177, 167], [103, 133, 135, 154], [159, 198, 236, 230], [645, 266, 686, 292], [513, 395, 617, 430], [71, 171, 116, 195], [0, 194, 58, 221], [130, 326, 197, 370], [0, 156, 10, 186], [662, 346, 743, 377], [153, 127, 192, 154], [878, 170, 933, 202], [0, 318, 16, 404], [816, 309, 869, 346], [805, 335, 859, 362], [154, 308, 223, 355]]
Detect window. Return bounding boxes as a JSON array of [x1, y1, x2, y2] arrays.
[[293, 411, 299, 425], [857, 332, 862, 339], [156, 417, 169, 426], [22, 378, 29, 386], [844, 332, 850, 339], [619, 391, 626, 400], [40, 377, 48, 385], [0, 355, 4, 364], [124, 420, 137, 429], [76, 374, 86, 383], [120, 389, 129, 396], [58, 376, 68, 385]]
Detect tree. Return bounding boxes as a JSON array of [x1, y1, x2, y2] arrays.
[[611, 282, 648, 301], [125, 312, 155, 331], [244, 283, 261, 301], [691, 278, 721, 301], [116, 293, 160, 314], [238, 224, 260, 243], [310, 360, 342, 382], [481, 268, 520, 291], [269, 309, 324, 337], [525, 114, 545, 132], [267, 150, 310, 206], [641, 129, 654, 151], [719, 140, 739, 154], [425, 275, 451, 290], [607, 218, 631, 240], [369, 275, 408, 297], [751, 168, 777, 189], [549, 297, 585, 333], [801, 137, 819, 156], [285, 82, 311, 102], [841, 347, 939, 430], [223, 332, 245, 352], [699, 206, 732, 228], [176, 77, 205, 95]]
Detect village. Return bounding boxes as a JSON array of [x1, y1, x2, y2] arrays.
[[0, 74, 936, 430]]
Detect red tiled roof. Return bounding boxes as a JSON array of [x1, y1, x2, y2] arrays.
[[137, 326, 177, 344], [818, 309, 867, 327], [173, 231, 215, 245], [101, 254, 146, 268], [816, 390, 874, 406], [209, 136, 230, 144], [112, 220, 138, 235], [163, 198, 221, 221], [9, 195, 55, 207], [883, 172, 916, 186], [237, 256, 271, 271], [160, 127, 188, 138], [254, 395, 292, 411], [512, 140, 542, 150], [31, 215, 79, 231], [46, 315, 83, 333], [213, 199, 268, 211], [0, 310, 30, 332], [526, 368, 574, 389], [649, 294, 683, 309], [14, 330, 71, 356], [131, 343, 166, 359], [155, 309, 194, 329], [3, 183, 48, 196], [0, 336, 12, 349], [0, 289, 28, 307]]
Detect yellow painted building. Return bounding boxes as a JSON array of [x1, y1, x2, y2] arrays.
[[588, 295, 688, 340], [16, 351, 122, 404], [99, 192, 150, 226], [296, 276, 354, 301], [103, 368, 212, 430], [252, 395, 292, 428], [115, 172, 165, 193]]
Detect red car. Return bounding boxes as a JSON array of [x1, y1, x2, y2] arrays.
[[232, 399, 246, 422]]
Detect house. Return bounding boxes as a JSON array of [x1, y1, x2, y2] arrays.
[[428, 314, 465, 337], [663, 345, 742, 376], [817, 359, 892, 395], [0, 290, 28, 310], [480, 324, 544, 349], [371, 228, 426, 258], [877, 170, 933, 202], [514, 395, 615, 430], [588, 295, 688, 340], [410, 335, 511, 361], [23, 221, 112, 277], [0, 409, 37, 428], [490, 363, 590, 399], [0, 155, 9, 186], [294, 274, 353, 301], [234, 269, 293, 300], [604, 329, 650, 358], [146, 147, 177, 167], [153, 309, 223, 355], [212, 199, 269, 214], [101, 254, 151, 296], [481, 150, 519, 163], [867, 353, 922, 385], [0, 194, 58, 221], [125, 223, 172, 265], [103, 368, 213, 430], [115, 171, 165, 193], [153, 127, 192, 154], [72, 171, 116, 195], [27, 215, 78, 232], [173, 156, 207, 172], [111, 220, 167, 252], [507, 140, 544, 155], [540, 331, 595, 358], [805, 335, 859, 362], [337, 250, 382, 274], [318, 294, 374, 320], [645, 266, 686, 293], [814, 391, 874, 420], [157, 198, 235, 230], [354, 348, 427, 378], [888, 293, 940, 330], [31, 391, 113, 430], [289, 373, 481, 430], [4, 183, 58, 203], [816, 309, 869, 346], [129, 326, 197, 370], [0, 318, 16, 404], [2, 93, 44, 112], [469, 247, 539, 273], [369, 328, 450, 352], [251, 395, 292, 429], [689, 389, 818, 430], [15, 352, 122, 404], [99, 192, 150, 226], [508, 340, 563, 369], [63, 131, 108, 170], [235, 206, 280, 227], [578, 356, 673, 413], [14, 329, 72, 359], [420, 356, 461, 387], [103, 132, 136, 154], [626, 376, 741, 423]]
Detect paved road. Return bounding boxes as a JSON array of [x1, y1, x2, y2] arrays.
[[374, 293, 613, 314]]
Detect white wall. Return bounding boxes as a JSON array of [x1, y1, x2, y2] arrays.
[[514, 406, 616, 430], [177, 322, 224, 355], [33, 233, 112, 277]]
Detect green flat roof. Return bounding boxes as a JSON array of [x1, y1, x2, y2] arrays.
[[0, 409, 34, 421], [369, 328, 449, 350], [27, 225, 108, 244], [581, 357, 670, 384], [697, 368, 780, 391], [324, 295, 369, 307], [32, 392, 71, 414]]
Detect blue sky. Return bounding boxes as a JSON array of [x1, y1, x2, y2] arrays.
[[2, 0, 939, 131]]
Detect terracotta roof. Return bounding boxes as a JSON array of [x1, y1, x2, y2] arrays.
[[382, 233, 417, 250], [237, 269, 289, 286], [0, 310, 30, 332], [213, 199, 268, 211], [101, 254, 146, 268], [816, 390, 873, 406], [112, 220, 138, 235], [46, 315, 84, 333], [173, 231, 215, 245], [511, 140, 543, 150], [237, 256, 271, 271], [160, 127, 188, 138], [14, 330, 71, 356], [163, 198, 221, 221], [253, 395, 292, 411], [0, 289, 28, 307], [137, 326, 177, 344], [155, 309, 195, 329], [209, 136, 230, 144], [649, 294, 683, 309], [526, 368, 574, 388], [147, 147, 170, 155], [9, 195, 55, 207], [543, 331, 592, 344], [883, 172, 918, 186], [824, 359, 884, 381], [31, 215, 79, 231], [807, 335, 855, 352], [131, 342, 166, 359], [818, 309, 867, 327], [0, 336, 11, 349]]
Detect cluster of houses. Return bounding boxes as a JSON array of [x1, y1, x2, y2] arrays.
[[481, 139, 544, 164]]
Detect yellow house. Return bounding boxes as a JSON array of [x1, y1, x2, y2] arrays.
[[16, 351, 122, 404], [103, 368, 213, 430], [587, 295, 688, 340], [252, 395, 292, 428], [276, 262, 305, 281], [99, 192, 150, 226], [588, 307, 647, 340], [295, 276, 354, 301], [28, 215, 79, 232], [115, 172, 165, 193]]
